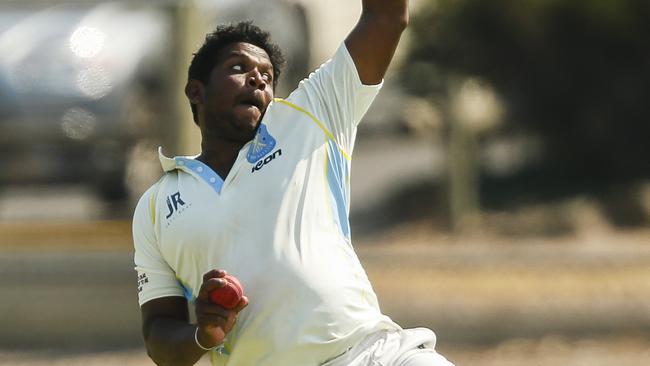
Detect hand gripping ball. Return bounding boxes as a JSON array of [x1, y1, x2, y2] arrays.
[[209, 274, 243, 309]]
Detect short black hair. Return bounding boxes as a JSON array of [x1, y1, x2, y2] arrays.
[[187, 21, 285, 123]]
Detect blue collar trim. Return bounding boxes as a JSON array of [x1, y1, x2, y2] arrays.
[[174, 157, 224, 194]]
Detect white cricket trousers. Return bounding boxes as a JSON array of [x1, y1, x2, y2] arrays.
[[321, 328, 455, 366]]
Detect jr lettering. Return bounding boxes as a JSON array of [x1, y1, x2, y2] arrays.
[[165, 192, 186, 219]]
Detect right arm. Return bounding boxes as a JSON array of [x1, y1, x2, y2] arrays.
[[141, 271, 248, 366], [133, 187, 246, 365], [141, 296, 204, 366]]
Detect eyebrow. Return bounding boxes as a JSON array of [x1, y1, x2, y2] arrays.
[[225, 51, 273, 71]]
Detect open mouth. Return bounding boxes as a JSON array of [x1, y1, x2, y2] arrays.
[[238, 97, 264, 112], [239, 102, 260, 112]]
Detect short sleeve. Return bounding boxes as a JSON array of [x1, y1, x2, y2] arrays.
[[288, 43, 383, 155], [132, 184, 185, 306]]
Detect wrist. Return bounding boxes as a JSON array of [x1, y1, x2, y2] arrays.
[[194, 326, 220, 351]]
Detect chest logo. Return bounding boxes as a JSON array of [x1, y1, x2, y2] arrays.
[[251, 148, 282, 173], [246, 124, 276, 163], [165, 191, 186, 219]]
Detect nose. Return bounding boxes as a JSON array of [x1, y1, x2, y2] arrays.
[[247, 70, 267, 90]]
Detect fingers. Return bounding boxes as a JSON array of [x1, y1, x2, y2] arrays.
[[196, 312, 233, 327], [197, 278, 225, 301], [221, 311, 239, 334], [202, 269, 226, 283], [196, 300, 231, 316], [197, 313, 228, 328], [197, 270, 227, 301], [194, 272, 248, 347], [195, 301, 232, 346], [195, 301, 241, 346], [233, 295, 249, 313], [196, 302, 240, 325]]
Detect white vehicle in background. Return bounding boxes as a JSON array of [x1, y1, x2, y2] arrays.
[[0, 0, 310, 208], [0, 2, 172, 202]]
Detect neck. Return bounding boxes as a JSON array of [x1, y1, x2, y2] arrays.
[[196, 137, 246, 180]]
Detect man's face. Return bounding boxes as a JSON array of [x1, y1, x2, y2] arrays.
[[196, 42, 275, 143]]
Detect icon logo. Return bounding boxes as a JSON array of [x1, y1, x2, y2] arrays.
[[247, 124, 276, 163], [251, 149, 282, 173]]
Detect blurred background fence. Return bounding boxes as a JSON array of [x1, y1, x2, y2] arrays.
[[0, 0, 649, 365]]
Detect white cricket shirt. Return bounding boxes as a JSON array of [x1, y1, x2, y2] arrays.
[[133, 44, 398, 365]]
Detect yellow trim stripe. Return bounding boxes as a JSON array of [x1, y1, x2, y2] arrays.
[[148, 177, 165, 225], [274, 98, 351, 161], [149, 192, 156, 224]]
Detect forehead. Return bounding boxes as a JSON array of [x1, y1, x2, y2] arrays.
[[217, 42, 272, 67]]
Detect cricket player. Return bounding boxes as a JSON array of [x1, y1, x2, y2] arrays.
[[133, 0, 454, 365]]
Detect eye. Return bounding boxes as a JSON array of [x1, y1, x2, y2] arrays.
[[231, 64, 243, 72], [262, 72, 272, 82]]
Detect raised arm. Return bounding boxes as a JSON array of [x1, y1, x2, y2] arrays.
[[345, 0, 409, 85]]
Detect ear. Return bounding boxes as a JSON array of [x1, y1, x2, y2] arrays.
[[185, 79, 205, 105]]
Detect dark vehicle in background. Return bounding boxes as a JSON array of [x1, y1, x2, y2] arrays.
[[0, 2, 171, 201]]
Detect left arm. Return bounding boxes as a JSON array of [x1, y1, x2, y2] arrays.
[[345, 0, 409, 85], [286, 0, 408, 153]]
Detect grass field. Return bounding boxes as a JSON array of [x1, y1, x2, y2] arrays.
[[1, 220, 649, 365]]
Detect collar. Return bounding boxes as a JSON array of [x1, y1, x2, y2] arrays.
[[157, 147, 224, 193]]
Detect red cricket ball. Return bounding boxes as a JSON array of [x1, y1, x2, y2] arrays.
[[209, 274, 243, 309]]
